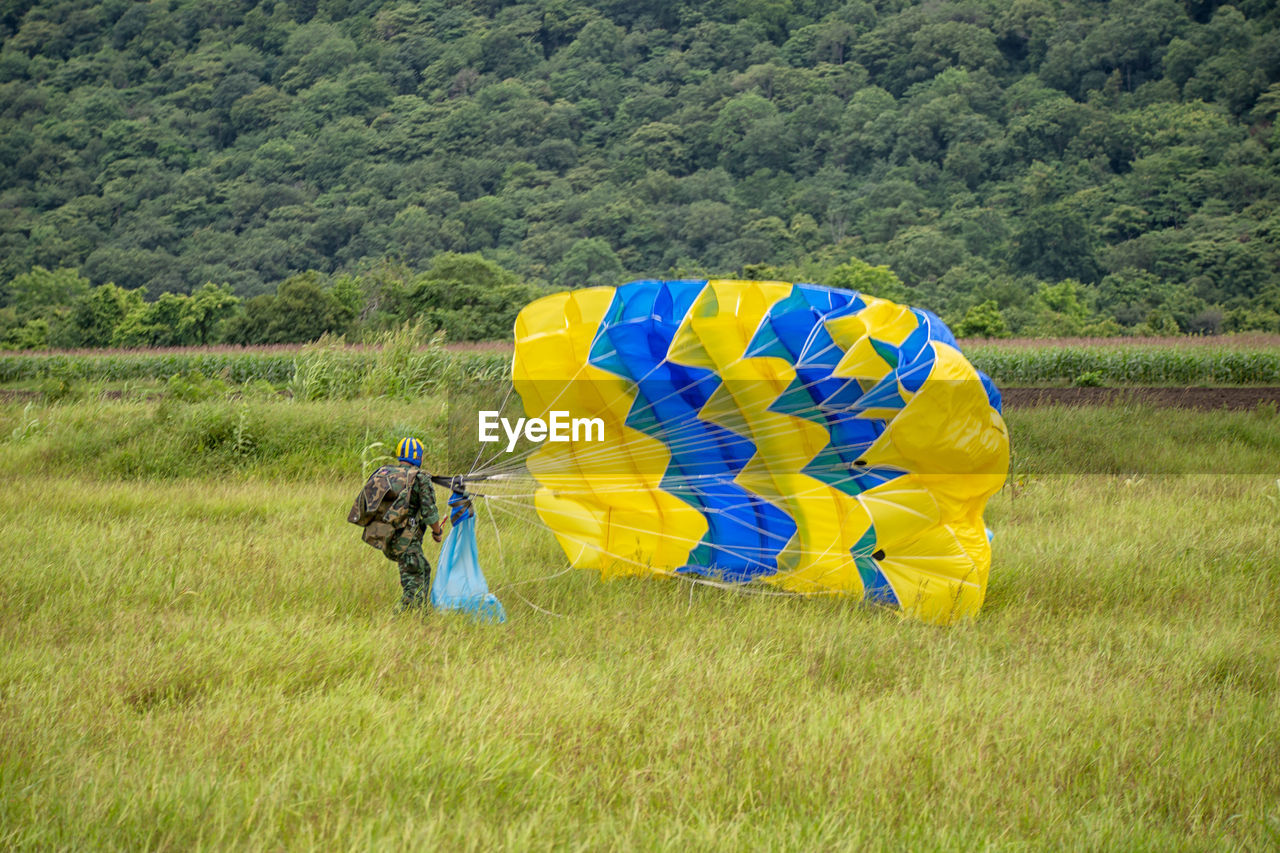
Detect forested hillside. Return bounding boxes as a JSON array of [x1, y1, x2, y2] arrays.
[[2, 0, 1279, 347]]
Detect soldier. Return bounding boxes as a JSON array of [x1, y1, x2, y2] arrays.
[[349, 437, 443, 611]]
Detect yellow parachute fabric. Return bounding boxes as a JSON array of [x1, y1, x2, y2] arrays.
[[511, 279, 1009, 624], [512, 288, 707, 575]]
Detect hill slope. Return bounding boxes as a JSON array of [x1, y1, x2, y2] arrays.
[[1, 0, 1279, 340]]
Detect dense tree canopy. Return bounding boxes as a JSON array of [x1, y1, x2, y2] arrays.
[[2, 0, 1279, 347]]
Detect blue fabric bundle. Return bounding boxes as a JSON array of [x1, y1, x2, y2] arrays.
[[430, 493, 506, 623]]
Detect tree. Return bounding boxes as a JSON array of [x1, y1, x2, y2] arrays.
[[69, 283, 146, 348], [626, 122, 689, 172], [222, 273, 352, 344], [267, 273, 353, 343], [825, 258, 909, 303], [424, 253, 519, 289], [1026, 279, 1093, 336], [3, 267, 90, 320], [884, 226, 967, 289], [1011, 205, 1101, 283], [0, 0, 1275, 340], [554, 238, 624, 288], [112, 293, 189, 347], [178, 283, 240, 345], [954, 300, 1011, 338]]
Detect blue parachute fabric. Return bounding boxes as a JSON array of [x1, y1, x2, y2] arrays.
[[747, 287, 889, 495], [589, 279, 794, 581], [981, 372, 1003, 414], [852, 526, 898, 607], [913, 307, 959, 349], [430, 495, 505, 623]]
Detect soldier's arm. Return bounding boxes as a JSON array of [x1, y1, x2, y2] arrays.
[[417, 472, 443, 541]]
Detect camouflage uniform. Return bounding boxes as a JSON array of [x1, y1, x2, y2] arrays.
[[379, 464, 440, 609]]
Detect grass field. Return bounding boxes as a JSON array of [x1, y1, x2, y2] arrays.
[[1, 395, 1278, 850]]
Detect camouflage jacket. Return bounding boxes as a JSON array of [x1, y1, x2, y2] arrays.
[[390, 463, 440, 536], [350, 463, 440, 554]]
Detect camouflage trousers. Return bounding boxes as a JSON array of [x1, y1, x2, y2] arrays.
[[387, 537, 432, 610]]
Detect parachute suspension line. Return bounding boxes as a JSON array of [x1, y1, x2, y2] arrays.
[[482, 494, 569, 619], [467, 351, 681, 478], [483, 488, 509, 574], [477, 476, 916, 594], [482, 493, 795, 567], [479, 482, 862, 599], [460, 441, 909, 576], [468, 380, 515, 478], [467, 369, 895, 479], [485, 495, 825, 599], [470, 360, 598, 476], [477, 462, 909, 582], [469, 354, 877, 475], [469, 456, 896, 554], [511, 590, 571, 618]]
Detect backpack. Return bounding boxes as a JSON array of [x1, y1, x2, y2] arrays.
[[348, 464, 419, 552]]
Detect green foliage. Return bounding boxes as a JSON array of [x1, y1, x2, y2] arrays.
[[226, 272, 354, 345], [288, 337, 366, 402], [0, 1, 1278, 337], [8, 401, 41, 443], [398, 254, 555, 342], [1023, 280, 1096, 337], [825, 258, 909, 303], [0, 267, 90, 348], [287, 326, 500, 402], [1, 267, 90, 320], [178, 283, 241, 346], [955, 300, 1011, 339], [71, 283, 145, 348], [553, 239, 625, 288], [164, 371, 230, 403], [0, 346, 511, 389], [361, 322, 448, 401], [2, 318, 50, 350]]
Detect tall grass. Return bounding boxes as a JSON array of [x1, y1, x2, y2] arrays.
[[0, 398, 1277, 847], [4, 392, 1278, 483], [2, 394, 1280, 845], [0, 330, 511, 393]]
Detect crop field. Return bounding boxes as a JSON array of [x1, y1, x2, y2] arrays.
[[4, 335, 1280, 391], [1, 391, 1278, 850]]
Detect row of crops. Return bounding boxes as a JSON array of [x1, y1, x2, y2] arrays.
[[963, 345, 1280, 386], [1, 345, 1278, 388], [0, 349, 509, 386]]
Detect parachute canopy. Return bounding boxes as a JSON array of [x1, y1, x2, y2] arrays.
[[509, 279, 1009, 624]]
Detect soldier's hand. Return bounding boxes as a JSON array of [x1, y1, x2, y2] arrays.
[[431, 526, 443, 543]]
